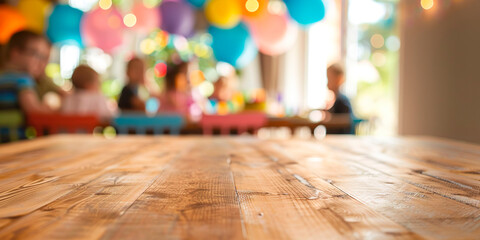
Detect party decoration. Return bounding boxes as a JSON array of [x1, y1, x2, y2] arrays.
[[208, 23, 257, 68], [81, 7, 124, 53], [186, 0, 207, 8], [205, 0, 241, 29], [154, 61, 167, 78], [241, 0, 268, 19], [159, 0, 195, 37], [0, 5, 26, 44], [247, 12, 298, 55], [131, 2, 160, 33], [283, 0, 326, 26], [46, 4, 83, 46], [17, 0, 51, 33]]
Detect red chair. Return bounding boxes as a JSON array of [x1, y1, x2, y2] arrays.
[[27, 114, 100, 136], [200, 112, 267, 135]]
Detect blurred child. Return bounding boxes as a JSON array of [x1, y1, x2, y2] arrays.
[[158, 62, 193, 116], [326, 63, 352, 134], [118, 57, 146, 112], [326, 63, 352, 114], [0, 30, 52, 114], [33, 38, 68, 102], [61, 65, 116, 120]]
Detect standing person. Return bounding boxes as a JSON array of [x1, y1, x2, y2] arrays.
[[61, 65, 117, 121], [117, 57, 146, 112], [326, 63, 352, 134], [0, 30, 52, 114]]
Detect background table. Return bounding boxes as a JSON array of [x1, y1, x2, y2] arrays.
[[0, 135, 479, 239]]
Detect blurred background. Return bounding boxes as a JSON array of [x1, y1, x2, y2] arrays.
[[1, 0, 479, 143]]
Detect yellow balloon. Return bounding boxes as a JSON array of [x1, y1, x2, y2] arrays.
[[205, 0, 241, 29], [17, 0, 51, 33]]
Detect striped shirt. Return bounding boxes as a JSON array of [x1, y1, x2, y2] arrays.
[[0, 71, 35, 111]]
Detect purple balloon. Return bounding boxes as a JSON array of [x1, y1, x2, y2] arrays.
[[159, 0, 195, 37]]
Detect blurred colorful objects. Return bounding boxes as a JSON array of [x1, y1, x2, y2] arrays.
[[247, 12, 297, 55], [186, 0, 207, 8], [205, 0, 241, 29], [283, 0, 326, 26], [190, 70, 206, 86], [81, 7, 124, 53], [154, 61, 168, 78], [131, 2, 160, 33], [16, 0, 51, 33], [241, 0, 268, 18], [159, 0, 195, 37], [209, 23, 258, 68], [46, 4, 83, 46], [0, 5, 26, 44]]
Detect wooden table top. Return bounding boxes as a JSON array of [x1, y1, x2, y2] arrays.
[[0, 135, 479, 239]]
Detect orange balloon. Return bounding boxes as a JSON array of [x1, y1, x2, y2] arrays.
[[0, 5, 27, 44], [240, 0, 268, 18]]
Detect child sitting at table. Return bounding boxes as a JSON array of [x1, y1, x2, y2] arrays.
[[61, 65, 116, 120], [0, 30, 52, 114], [117, 57, 146, 112], [158, 62, 194, 116]]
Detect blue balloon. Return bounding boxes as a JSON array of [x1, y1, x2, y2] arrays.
[[186, 0, 207, 8], [46, 4, 83, 47], [208, 23, 258, 69], [283, 0, 326, 26]]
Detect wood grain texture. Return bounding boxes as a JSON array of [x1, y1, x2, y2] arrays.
[[0, 135, 478, 239]]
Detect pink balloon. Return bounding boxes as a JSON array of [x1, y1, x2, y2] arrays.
[[131, 3, 160, 33], [247, 13, 298, 56], [81, 7, 124, 53]]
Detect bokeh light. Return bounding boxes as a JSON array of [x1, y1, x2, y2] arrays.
[[154, 62, 167, 78], [198, 81, 214, 97], [371, 51, 387, 67], [308, 110, 324, 122], [370, 34, 384, 48], [386, 35, 400, 51], [294, 127, 312, 139], [99, 0, 112, 10], [155, 31, 169, 47], [123, 13, 137, 27], [421, 0, 434, 10], [103, 126, 117, 139], [146, 97, 160, 115], [140, 38, 156, 55], [143, 0, 162, 8], [217, 101, 229, 115], [25, 127, 37, 139], [246, 0, 260, 12], [314, 125, 327, 140], [190, 70, 205, 86]]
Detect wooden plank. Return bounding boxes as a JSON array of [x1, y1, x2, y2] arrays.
[[0, 137, 156, 218], [100, 138, 245, 240], [0, 138, 180, 239], [321, 137, 480, 207], [271, 138, 480, 239], [227, 138, 418, 239]]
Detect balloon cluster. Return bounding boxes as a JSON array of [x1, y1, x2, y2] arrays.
[[0, 0, 326, 67]]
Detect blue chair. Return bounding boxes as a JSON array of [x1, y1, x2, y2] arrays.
[[113, 114, 185, 135]]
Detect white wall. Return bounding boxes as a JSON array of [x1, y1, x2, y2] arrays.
[[399, 0, 480, 143]]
